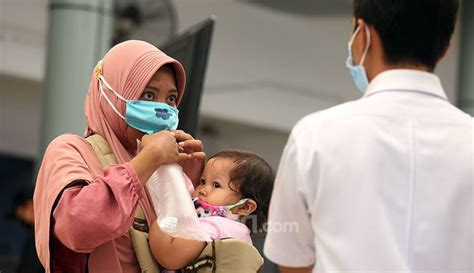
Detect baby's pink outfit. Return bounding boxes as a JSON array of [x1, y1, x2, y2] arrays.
[[162, 187, 252, 273], [198, 216, 252, 244]]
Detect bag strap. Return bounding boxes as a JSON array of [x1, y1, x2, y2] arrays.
[[183, 241, 216, 273], [85, 134, 146, 222], [85, 134, 118, 167]]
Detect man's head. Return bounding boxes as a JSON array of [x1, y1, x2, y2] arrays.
[[9, 187, 35, 226], [351, 0, 459, 78]]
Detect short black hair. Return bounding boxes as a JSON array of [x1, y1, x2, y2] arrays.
[[5, 186, 34, 219], [354, 0, 459, 70], [209, 149, 274, 233]]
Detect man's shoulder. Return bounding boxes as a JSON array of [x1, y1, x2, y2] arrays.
[[294, 99, 363, 131]]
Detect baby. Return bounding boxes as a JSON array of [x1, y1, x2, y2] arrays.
[[149, 149, 274, 270]]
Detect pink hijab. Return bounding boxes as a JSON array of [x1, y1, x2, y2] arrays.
[[34, 40, 186, 272]]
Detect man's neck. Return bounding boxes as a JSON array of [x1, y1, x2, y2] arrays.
[[368, 62, 432, 81]]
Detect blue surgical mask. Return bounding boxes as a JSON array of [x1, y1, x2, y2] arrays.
[[98, 75, 179, 135], [346, 25, 371, 93]]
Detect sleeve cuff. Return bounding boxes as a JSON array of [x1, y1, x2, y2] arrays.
[[123, 162, 145, 200]]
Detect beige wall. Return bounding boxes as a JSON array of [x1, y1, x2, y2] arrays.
[[198, 116, 289, 170]]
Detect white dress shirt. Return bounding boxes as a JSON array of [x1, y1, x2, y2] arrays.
[[264, 70, 473, 272]]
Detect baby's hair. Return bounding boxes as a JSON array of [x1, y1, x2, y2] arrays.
[[209, 149, 274, 233]]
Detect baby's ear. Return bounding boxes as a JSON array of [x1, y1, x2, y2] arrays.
[[234, 199, 257, 216]]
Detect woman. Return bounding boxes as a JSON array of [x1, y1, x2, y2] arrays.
[[34, 40, 205, 273]]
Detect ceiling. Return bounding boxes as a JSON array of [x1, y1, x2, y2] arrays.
[[240, 0, 353, 16]]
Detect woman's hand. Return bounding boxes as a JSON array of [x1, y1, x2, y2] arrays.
[[171, 130, 206, 186], [141, 131, 180, 166], [131, 130, 180, 184]]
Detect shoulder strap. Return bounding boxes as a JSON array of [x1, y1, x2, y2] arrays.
[[183, 239, 264, 273], [85, 134, 118, 167], [85, 135, 145, 221], [85, 134, 161, 273], [85, 135, 145, 223]]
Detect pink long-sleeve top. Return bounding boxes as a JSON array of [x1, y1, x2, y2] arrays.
[[51, 163, 143, 273]]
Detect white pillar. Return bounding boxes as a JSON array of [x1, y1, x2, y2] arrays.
[[39, 0, 113, 154]]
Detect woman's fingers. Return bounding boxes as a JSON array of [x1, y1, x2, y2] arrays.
[[178, 140, 203, 153], [170, 130, 193, 142], [178, 151, 205, 160], [178, 153, 192, 161], [190, 152, 206, 161]]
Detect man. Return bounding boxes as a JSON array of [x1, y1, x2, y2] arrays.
[[264, 0, 472, 272]]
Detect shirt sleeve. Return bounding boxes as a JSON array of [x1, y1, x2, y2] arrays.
[[52, 162, 144, 253], [263, 128, 317, 267]]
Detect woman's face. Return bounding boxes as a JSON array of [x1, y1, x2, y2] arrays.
[[126, 65, 179, 150]]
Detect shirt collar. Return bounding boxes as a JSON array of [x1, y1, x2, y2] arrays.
[[364, 69, 447, 100]]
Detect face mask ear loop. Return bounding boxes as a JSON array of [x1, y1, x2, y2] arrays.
[[359, 25, 371, 65], [349, 25, 362, 47], [348, 25, 371, 65], [98, 78, 126, 120], [99, 75, 128, 101], [226, 198, 250, 209]]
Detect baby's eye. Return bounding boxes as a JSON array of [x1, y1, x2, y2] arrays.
[[212, 182, 221, 189], [199, 178, 206, 185], [141, 91, 154, 101]]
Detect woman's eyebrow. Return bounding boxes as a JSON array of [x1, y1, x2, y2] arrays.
[[145, 85, 178, 94], [145, 86, 160, 92], [168, 89, 178, 94]]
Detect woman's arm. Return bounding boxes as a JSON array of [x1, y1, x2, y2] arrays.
[[149, 221, 206, 270], [53, 163, 144, 252], [48, 131, 181, 253]]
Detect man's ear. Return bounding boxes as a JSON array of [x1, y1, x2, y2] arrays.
[[352, 19, 371, 65], [233, 199, 257, 216]]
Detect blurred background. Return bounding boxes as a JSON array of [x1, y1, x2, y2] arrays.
[[0, 0, 472, 272]]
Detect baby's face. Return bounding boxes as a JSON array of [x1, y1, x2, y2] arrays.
[[193, 157, 241, 206]]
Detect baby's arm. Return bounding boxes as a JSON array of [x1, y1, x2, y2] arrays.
[[149, 221, 207, 270]]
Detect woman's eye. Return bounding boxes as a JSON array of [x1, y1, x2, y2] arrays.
[[212, 182, 221, 188], [142, 91, 154, 100], [167, 95, 177, 104], [200, 179, 206, 185]]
